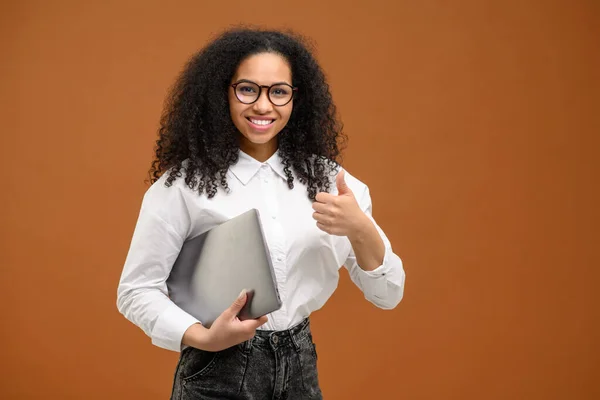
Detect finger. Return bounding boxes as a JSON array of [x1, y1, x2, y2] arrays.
[[313, 205, 340, 220], [311, 202, 329, 213], [316, 222, 331, 234], [312, 212, 331, 224], [315, 192, 335, 204], [336, 169, 349, 194], [240, 315, 268, 330], [227, 290, 247, 316]]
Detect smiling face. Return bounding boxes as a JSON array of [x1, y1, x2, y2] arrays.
[[228, 52, 294, 162]]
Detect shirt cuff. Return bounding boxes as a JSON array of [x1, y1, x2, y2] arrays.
[[355, 247, 392, 298], [151, 302, 200, 352]]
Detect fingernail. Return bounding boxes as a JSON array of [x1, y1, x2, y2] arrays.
[[238, 289, 246, 299]]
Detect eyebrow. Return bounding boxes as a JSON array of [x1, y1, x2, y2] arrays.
[[235, 78, 293, 86]]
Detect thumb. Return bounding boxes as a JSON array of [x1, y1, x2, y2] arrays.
[[228, 289, 248, 315], [336, 169, 351, 195]]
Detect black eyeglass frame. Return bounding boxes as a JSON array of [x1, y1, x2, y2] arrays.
[[230, 80, 298, 106]]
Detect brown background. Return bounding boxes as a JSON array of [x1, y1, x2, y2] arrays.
[[1, 0, 599, 399]]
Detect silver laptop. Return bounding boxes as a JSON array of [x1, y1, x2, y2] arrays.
[[167, 209, 282, 327]]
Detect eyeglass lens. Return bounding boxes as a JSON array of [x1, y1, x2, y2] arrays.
[[235, 82, 293, 106]]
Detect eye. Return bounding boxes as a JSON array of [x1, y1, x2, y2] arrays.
[[238, 84, 257, 93], [270, 86, 290, 97]]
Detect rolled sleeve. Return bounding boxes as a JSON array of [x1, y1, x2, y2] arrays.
[[151, 302, 200, 351], [346, 245, 405, 309], [353, 247, 392, 298]]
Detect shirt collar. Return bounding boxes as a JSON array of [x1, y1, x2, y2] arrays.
[[229, 149, 288, 185]]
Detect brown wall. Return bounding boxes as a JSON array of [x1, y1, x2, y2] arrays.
[[2, 0, 598, 399]]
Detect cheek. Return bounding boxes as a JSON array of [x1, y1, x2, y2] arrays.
[[228, 93, 239, 116], [279, 104, 293, 124], [228, 99, 246, 126]]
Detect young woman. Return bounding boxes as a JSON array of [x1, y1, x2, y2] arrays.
[[117, 28, 405, 399]]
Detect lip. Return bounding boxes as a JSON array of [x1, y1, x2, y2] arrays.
[[245, 116, 275, 132]]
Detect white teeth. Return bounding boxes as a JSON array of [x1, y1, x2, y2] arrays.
[[250, 119, 273, 126]]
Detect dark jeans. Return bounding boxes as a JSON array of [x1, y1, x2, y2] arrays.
[[171, 318, 323, 400]]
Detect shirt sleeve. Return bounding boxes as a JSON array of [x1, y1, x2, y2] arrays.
[[116, 181, 199, 352], [343, 185, 406, 310]]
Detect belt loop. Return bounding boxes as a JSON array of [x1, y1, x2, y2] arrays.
[[301, 317, 310, 333], [290, 329, 301, 351], [243, 336, 254, 353], [291, 319, 309, 351]]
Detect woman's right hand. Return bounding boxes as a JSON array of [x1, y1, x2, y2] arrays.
[[182, 290, 268, 352]]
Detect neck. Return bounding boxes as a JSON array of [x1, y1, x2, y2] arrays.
[[239, 138, 278, 162]]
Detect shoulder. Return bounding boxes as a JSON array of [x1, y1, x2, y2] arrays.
[[141, 163, 195, 217]]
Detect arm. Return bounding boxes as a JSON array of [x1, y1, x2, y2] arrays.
[[117, 181, 267, 352], [346, 214, 385, 272], [343, 185, 405, 309], [116, 184, 200, 352], [312, 169, 406, 309]]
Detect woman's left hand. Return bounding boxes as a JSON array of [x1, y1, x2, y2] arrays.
[[312, 169, 369, 239]]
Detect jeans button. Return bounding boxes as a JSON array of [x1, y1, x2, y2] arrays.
[[272, 335, 279, 344]]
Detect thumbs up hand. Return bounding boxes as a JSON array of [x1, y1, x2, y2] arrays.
[[312, 169, 368, 238]]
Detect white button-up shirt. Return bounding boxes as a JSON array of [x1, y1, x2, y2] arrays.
[[117, 150, 405, 352]]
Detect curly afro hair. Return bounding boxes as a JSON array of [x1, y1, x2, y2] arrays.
[[149, 27, 347, 200]]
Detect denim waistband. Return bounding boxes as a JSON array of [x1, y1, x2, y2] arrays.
[[241, 318, 311, 352]]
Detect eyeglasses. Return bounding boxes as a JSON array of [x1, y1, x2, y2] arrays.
[[231, 80, 298, 106]]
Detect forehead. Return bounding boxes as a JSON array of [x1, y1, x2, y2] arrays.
[[233, 52, 292, 84]]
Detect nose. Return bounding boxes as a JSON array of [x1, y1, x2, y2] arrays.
[[252, 88, 273, 114]]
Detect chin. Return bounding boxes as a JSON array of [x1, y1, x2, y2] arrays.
[[246, 136, 277, 145], [242, 129, 278, 142]]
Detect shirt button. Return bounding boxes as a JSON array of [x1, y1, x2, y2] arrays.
[[277, 257, 283, 262], [271, 215, 276, 220]]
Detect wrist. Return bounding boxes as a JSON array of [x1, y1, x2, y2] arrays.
[[347, 214, 374, 243], [182, 323, 213, 350]]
